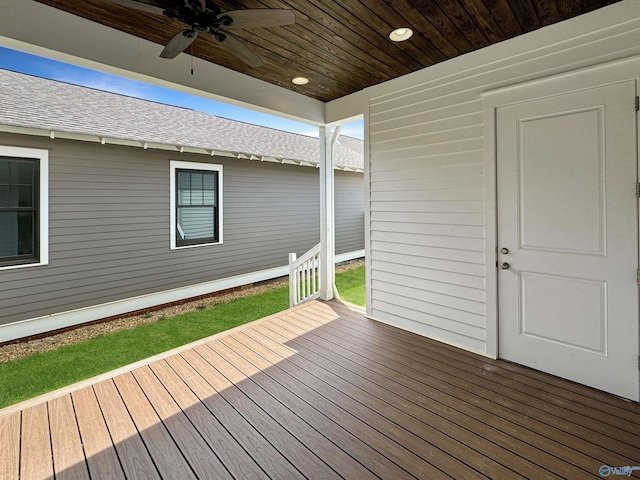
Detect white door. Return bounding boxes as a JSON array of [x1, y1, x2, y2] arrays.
[[497, 80, 639, 401]]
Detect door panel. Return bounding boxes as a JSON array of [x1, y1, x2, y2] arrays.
[[518, 107, 605, 255], [497, 80, 639, 401], [520, 272, 607, 354]]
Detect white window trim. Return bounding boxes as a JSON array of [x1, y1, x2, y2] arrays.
[[0, 145, 49, 270], [170, 160, 223, 250]]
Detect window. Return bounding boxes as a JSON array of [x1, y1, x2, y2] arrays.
[[170, 161, 223, 249], [0, 146, 48, 269]]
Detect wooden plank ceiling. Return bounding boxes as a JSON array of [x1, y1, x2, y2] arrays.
[[34, 0, 621, 102]]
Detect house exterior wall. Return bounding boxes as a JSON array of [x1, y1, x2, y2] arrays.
[[364, 1, 640, 356], [0, 133, 363, 329], [335, 169, 364, 256]]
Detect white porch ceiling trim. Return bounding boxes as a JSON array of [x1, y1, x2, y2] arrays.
[[0, 0, 327, 125]]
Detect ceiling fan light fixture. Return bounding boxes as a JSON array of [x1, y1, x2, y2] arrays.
[[292, 76, 309, 85], [389, 27, 413, 42]]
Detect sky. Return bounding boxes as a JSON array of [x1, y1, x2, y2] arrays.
[[0, 46, 364, 139]]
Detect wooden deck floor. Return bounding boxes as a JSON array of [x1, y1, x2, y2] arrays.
[[1, 299, 640, 480]]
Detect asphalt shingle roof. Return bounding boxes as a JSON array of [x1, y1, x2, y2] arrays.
[[0, 69, 364, 170]]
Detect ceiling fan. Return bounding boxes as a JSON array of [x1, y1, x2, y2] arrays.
[[108, 0, 295, 67]]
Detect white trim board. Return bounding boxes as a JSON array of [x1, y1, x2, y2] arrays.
[[363, 105, 372, 319], [0, 249, 365, 343], [336, 249, 364, 264]]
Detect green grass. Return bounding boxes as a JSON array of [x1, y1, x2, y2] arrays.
[[336, 265, 366, 306], [0, 287, 289, 408], [0, 267, 365, 409]]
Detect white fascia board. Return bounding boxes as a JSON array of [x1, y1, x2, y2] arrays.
[[1, 126, 363, 171], [0, 0, 325, 125], [0, 125, 301, 164]]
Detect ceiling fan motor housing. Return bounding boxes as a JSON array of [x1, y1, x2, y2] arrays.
[[109, 0, 295, 67]]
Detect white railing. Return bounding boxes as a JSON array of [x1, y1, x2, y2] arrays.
[[289, 243, 321, 307]]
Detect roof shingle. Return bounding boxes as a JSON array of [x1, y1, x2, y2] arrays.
[[0, 69, 363, 170]]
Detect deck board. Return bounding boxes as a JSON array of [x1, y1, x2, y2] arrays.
[[194, 337, 378, 480], [131, 367, 232, 480], [0, 413, 20, 480], [20, 403, 53, 480], [48, 395, 90, 480], [342, 305, 640, 418], [245, 322, 570, 479], [224, 331, 505, 479], [200, 340, 417, 480], [193, 342, 342, 480], [1, 299, 639, 480], [330, 300, 640, 416], [318, 303, 640, 432], [93, 381, 161, 480], [249, 320, 594, 478], [112, 373, 198, 480], [213, 338, 433, 479], [219, 336, 446, 478], [293, 304, 640, 462], [262, 312, 605, 478], [172, 349, 304, 480], [295, 306, 640, 471], [72, 387, 126, 480], [149, 359, 267, 480]]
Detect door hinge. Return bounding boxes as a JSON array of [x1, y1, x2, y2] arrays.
[[636, 96, 639, 111], [637, 269, 640, 285], [636, 182, 640, 198]]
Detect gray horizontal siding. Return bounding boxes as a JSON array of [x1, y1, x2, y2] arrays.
[[0, 133, 363, 326], [335, 170, 364, 255], [366, 6, 640, 355]]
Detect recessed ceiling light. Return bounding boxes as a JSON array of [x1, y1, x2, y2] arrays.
[[292, 76, 309, 85], [389, 28, 413, 42]]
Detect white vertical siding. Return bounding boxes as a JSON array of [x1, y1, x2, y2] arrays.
[[366, 1, 640, 355]]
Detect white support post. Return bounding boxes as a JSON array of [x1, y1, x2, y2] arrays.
[[319, 125, 340, 301], [289, 252, 297, 308]]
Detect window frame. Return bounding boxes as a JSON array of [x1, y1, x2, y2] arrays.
[[170, 160, 223, 250], [0, 146, 49, 270]]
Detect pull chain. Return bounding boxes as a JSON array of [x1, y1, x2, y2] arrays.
[[190, 43, 194, 75]]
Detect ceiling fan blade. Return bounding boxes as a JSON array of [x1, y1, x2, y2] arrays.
[[216, 31, 263, 68], [222, 9, 295, 29], [160, 30, 198, 59]]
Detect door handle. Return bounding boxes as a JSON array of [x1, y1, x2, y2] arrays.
[[500, 262, 510, 270]]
